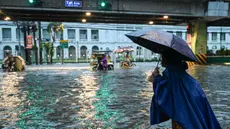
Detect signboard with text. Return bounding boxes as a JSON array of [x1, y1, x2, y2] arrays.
[[65, 0, 82, 8], [26, 35, 33, 49], [60, 40, 68, 48]]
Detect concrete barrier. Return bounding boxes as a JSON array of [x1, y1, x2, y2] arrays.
[[187, 53, 207, 67], [207, 56, 230, 64]]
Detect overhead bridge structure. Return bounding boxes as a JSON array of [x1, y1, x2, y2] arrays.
[[0, 0, 230, 54]]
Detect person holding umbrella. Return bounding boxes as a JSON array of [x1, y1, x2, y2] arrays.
[[126, 30, 221, 129]]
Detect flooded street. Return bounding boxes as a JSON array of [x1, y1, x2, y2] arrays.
[[0, 63, 229, 129]]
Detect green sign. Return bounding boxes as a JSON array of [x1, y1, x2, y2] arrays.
[[60, 40, 68, 48]]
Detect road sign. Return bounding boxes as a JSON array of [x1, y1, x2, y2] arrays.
[[65, 0, 82, 8], [26, 35, 33, 49], [60, 40, 68, 48]]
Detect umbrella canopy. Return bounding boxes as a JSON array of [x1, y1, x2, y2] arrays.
[[123, 46, 135, 52], [113, 46, 135, 53], [125, 30, 198, 62], [113, 48, 124, 53]]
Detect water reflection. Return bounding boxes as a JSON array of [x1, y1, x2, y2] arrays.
[[0, 63, 229, 129], [0, 73, 25, 128]]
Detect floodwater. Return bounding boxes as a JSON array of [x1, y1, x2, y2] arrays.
[[0, 63, 229, 129]]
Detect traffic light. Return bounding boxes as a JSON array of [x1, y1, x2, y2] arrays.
[[99, 1, 112, 11], [28, 0, 42, 6], [28, 0, 34, 4], [100, 2, 106, 7]]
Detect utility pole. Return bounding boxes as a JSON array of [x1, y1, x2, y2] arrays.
[[38, 21, 43, 64], [32, 23, 38, 65], [23, 24, 29, 64], [16, 22, 21, 56], [27, 23, 32, 65], [220, 26, 222, 50], [61, 33, 64, 64]]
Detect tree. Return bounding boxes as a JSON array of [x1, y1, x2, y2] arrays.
[[43, 41, 52, 64], [47, 22, 64, 64]]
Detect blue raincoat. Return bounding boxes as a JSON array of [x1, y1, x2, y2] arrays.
[[150, 64, 221, 129]]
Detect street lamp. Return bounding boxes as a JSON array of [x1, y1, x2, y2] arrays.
[[163, 15, 169, 19], [86, 12, 91, 16], [4, 17, 11, 21], [149, 21, 154, 25], [82, 19, 87, 23]]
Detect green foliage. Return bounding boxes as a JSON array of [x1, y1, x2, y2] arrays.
[[215, 48, 230, 56], [47, 22, 63, 34], [43, 42, 53, 56], [32, 45, 38, 50]]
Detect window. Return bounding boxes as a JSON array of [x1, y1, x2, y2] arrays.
[[68, 29, 75, 40], [185, 32, 187, 41], [80, 30, 87, 41], [212, 32, 217, 41], [91, 30, 99, 41], [2, 28, 11, 41], [167, 31, 173, 33], [43, 29, 49, 40], [220, 32, 226, 41], [135, 27, 142, 30], [126, 27, 133, 30], [176, 31, 182, 38], [16, 28, 23, 41], [136, 46, 142, 55], [56, 32, 61, 40]]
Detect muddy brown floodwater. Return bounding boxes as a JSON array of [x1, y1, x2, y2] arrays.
[[0, 63, 229, 129]]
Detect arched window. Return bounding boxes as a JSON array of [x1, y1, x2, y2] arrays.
[[69, 46, 76, 59], [56, 46, 61, 58], [92, 46, 99, 53], [80, 46, 87, 59], [3, 46, 12, 57], [136, 46, 142, 55]]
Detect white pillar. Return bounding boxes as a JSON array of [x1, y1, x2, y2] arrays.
[[217, 32, 221, 43], [64, 48, 68, 59], [63, 29, 68, 40], [0, 27, 2, 41], [53, 47, 57, 59], [208, 32, 212, 42], [12, 27, 17, 42], [87, 29, 91, 42], [76, 28, 79, 41]]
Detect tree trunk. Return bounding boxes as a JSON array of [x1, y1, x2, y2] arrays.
[[50, 43, 53, 64], [38, 21, 43, 64], [33, 28, 38, 65], [46, 55, 49, 64], [50, 28, 56, 64], [27, 25, 32, 65]]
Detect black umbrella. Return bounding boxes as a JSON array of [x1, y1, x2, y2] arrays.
[[125, 30, 198, 62]]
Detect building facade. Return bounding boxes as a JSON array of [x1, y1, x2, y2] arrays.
[[0, 21, 229, 61]]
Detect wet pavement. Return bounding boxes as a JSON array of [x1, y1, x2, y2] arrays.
[[0, 63, 229, 129]]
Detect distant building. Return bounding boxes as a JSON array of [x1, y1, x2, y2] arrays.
[[0, 21, 229, 61]]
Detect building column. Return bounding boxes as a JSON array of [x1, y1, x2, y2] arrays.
[[63, 29, 68, 40], [12, 27, 17, 42], [87, 29, 91, 42], [76, 28, 79, 41], [191, 20, 207, 54], [0, 27, 2, 41], [53, 47, 57, 59], [64, 48, 68, 59]]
